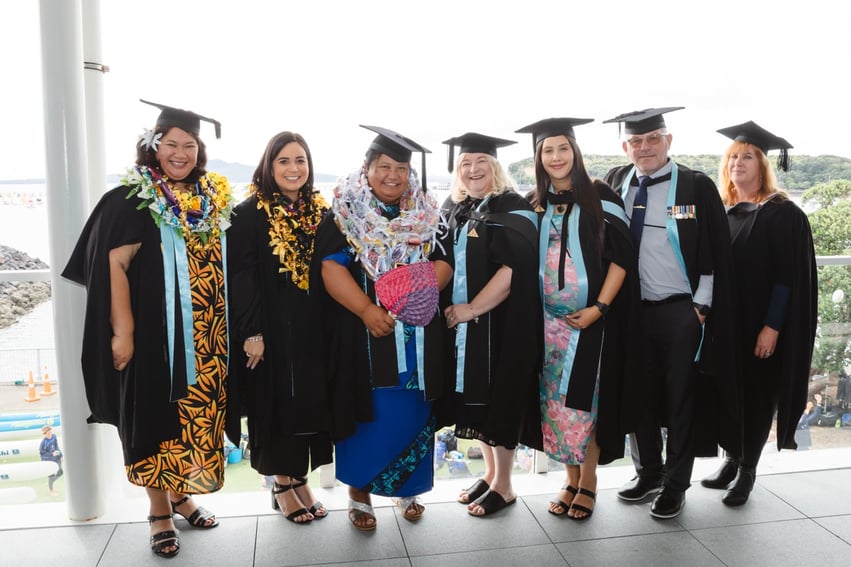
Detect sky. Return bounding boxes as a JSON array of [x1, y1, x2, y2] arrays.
[[2, 0, 849, 183]]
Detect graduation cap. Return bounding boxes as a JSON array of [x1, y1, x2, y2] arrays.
[[141, 99, 221, 139], [717, 120, 793, 172], [515, 117, 594, 153], [602, 106, 684, 136], [360, 124, 431, 189], [442, 132, 516, 173]]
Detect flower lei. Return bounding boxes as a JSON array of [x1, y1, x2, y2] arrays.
[[123, 165, 235, 253], [332, 167, 445, 281], [250, 186, 329, 290]]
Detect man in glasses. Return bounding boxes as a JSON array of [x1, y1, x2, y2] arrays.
[[602, 108, 738, 519]]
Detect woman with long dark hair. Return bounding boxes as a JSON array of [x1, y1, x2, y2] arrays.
[[228, 131, 333, 523], [516, 118, 639, 520]]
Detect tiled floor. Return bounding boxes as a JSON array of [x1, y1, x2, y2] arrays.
[[2, 451, 850, 566]]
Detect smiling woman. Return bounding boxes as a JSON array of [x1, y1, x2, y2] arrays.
[[61, 100, 238, 559]]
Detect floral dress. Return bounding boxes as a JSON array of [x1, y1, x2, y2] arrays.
[[539, 210, 599, 464], [125, 236, 229, 493]]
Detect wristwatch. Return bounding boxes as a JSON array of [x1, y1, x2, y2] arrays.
[[594, 301, 610, 316], [693, 303, 711, 316]]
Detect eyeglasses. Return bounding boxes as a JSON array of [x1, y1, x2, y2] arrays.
[[626, 132, 667, 149]]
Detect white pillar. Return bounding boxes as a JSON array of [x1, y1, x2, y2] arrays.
[[38, 0, 105, 521], [82, 0, 108, 202]]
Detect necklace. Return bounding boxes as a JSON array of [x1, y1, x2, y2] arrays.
[[252, 186, 329, 290], [332, 168, 444, 280], [123, 165, 234, 253]]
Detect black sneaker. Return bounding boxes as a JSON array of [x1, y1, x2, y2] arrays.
[[616, 475, 663, 502], [649, 488, 685, 519]]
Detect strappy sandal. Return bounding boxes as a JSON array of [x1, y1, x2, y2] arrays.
[[348, 498, 376, 531], [272, 481, 313, 524], [392, 495, 424, 521], [457, 479, 489, 504], [170, 495, 219, 529], [292, 476, 327, 519], [148, 513, 179, 558], [548, 484, 578, 516], [568, 487, 596, 521]]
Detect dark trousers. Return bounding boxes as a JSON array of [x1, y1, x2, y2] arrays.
[[740, 354, 782, 468], [633, 298, 703, 493]]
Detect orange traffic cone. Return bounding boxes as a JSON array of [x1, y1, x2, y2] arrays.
[[41, 368, 56, 396], [24, 370, 41, 402]]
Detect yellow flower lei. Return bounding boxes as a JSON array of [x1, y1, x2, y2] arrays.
[[252, 186, 329, 290]]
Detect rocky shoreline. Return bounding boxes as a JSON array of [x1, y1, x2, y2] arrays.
[[0, 244, 51, 329]]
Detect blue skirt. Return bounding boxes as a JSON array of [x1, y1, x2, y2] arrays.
[[335, 387, 435, 498]]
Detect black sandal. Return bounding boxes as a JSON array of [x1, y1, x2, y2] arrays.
[[170, 495, 219, 529], [568, 488, 596, 521], [549, 484, 578, 516], [467, 489, 516, 517], [292, 476, 327, 519], [457, 479, 490, 504], [148, 513, 179, 558], [272, 481, 313, 524]]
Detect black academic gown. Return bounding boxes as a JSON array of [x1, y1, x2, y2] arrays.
[[440, 191, 543, 450], [605, 164, 740, 458], [227, 194, 332, 471], [310, 212, 446, 441], [536, 182, 643, 465], [727, 196, 817, 452], [62, 185, 240, 463]]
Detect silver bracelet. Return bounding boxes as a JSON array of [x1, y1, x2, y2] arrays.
[[245, 334, 264, 343]]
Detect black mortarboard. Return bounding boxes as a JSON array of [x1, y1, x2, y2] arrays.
[[602, 106, 684, 135], [441, 132, 516, 173], [140, 99, 221, 139], [515, 117, 594, 153], [360, 124, 431, 189], [716, 120, 793, 171]]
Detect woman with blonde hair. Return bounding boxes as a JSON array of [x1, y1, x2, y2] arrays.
[[440, 132, 542, 517]]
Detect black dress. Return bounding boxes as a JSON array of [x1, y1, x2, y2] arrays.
[[726, 194, 817, 458], [439, 191, 543, 450], [227, 192, 332, 476]]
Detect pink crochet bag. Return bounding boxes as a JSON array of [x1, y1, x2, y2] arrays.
[[375, 262, 439, 327]]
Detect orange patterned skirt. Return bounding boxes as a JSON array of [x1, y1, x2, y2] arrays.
[[125, 243, 229, 494]]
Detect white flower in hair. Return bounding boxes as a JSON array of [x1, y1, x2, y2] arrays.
[[138, 128, 162, 151]]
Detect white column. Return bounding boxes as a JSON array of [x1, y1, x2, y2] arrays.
[[82, 0, 108, 202], [38, 0, 105, 521]]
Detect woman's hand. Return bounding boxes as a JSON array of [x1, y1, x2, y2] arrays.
[[360, 304, 396, 337], [444, 303, 478, 329], [754, 325, 779, 359], [243, 337, 264, 369], [111, 334, 134, 371], [565, 306, 601, 330]]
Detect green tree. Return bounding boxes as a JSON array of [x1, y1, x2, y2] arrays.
[[802, 179, 851, 373]]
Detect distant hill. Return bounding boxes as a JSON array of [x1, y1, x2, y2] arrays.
[[508, 154, 851, 192], [7, 154, 850, 191]]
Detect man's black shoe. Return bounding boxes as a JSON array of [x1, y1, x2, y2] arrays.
[[700, 457, 739, 489], [617, 475, 662, 502], [722, 467, 755, 507], [650, 488, 685, 519]]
